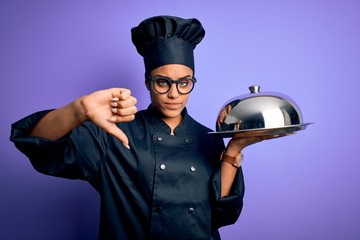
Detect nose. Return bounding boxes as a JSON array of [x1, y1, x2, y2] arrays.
[[167, 83, 180, 98]]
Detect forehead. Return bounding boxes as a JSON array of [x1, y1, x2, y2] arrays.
[[150, 64, 193, 78]]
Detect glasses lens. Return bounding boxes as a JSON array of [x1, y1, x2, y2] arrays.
[[154, 78, 171, 93], [177, 78, 194, 94]]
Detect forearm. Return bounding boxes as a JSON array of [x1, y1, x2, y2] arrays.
[[220, 146, 243, 197], [220, 162, 237, 197], [30, 98, 86, 140]]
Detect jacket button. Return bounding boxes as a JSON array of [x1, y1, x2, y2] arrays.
[[190, 166, 196, 172], [157, 136, 163, 141], [188, 207, 194, 214], [184, 138, 190, 143], [160, 164, 166, 170]]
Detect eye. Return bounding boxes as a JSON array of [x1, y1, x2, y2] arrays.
[[155, 78, 170, 87], [178, 79, 191, 88]]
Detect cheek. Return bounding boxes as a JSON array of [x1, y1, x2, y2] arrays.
[[183, 94, 190, 103], [149, 90, 163, 105]]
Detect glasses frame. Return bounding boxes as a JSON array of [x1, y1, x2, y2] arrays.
[[145, 74, 197, 95]]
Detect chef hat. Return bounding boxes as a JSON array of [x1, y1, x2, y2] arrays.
[[131, 15, 205, 75]]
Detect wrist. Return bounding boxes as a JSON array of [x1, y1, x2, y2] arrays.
[[220, 150, 244, 168], [71, 98, 88, 124], [227, 139, 245, 154]]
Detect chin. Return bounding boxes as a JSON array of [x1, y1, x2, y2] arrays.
[[161, 107, 183, 117], [163, 110, 181, 118]]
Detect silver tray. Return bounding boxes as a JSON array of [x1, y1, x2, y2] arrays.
[[208, 123, 312, 138]]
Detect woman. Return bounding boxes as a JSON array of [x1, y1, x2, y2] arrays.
[[10, 15, 278, 239]]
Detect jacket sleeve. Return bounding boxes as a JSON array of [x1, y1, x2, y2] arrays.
[[9, 110, 107, 181], [211, 156, 245, 229]]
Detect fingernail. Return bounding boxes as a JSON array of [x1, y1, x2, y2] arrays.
[[111, 102, 118, 107], [111, 108, 117, 113], [123, 143, 130, 149], [111, 97, 119, 101], [107, 116, 117, 122]]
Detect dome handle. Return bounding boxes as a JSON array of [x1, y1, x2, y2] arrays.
[[249, 85, 261, 93]]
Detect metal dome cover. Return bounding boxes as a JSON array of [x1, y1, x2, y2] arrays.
[[209, 85, 312, 138]]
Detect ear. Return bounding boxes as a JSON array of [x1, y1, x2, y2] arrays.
[[145, 80, 150, 90]]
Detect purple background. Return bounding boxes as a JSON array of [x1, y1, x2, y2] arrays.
[[1, 0, 359, 239]]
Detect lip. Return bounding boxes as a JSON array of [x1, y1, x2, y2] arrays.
[[164, 102, 182, 110]]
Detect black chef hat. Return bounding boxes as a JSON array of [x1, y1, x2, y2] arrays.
[[131, 15, 205, 75]]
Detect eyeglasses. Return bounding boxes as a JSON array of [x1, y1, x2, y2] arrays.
[[145, 74, 197, 95]]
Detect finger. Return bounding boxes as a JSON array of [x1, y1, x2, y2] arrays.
[[104, 124, 130, 149], [121, 88, 132, 99], [117, 88, 132, 100], [111, 107, 137, 116], [118, 96, 138, 109], [109, 88, 131, 100], [271, 132, 294, 139], [107, 114, 135, 123], [112, 105, 137, 116], [111, 95, 137, 108]]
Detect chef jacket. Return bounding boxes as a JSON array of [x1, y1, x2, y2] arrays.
[[10, 105, 245, 240]]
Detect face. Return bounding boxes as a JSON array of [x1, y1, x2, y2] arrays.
[[146, 64, 193, 122]]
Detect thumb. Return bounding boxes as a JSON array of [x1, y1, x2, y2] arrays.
[[106, 124, 130, 149]]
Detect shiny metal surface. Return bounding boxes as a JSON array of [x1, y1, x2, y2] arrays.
[[210, 85, 311, 138]]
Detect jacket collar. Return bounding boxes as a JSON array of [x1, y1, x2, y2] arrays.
[[145, 105, 192, 136]]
